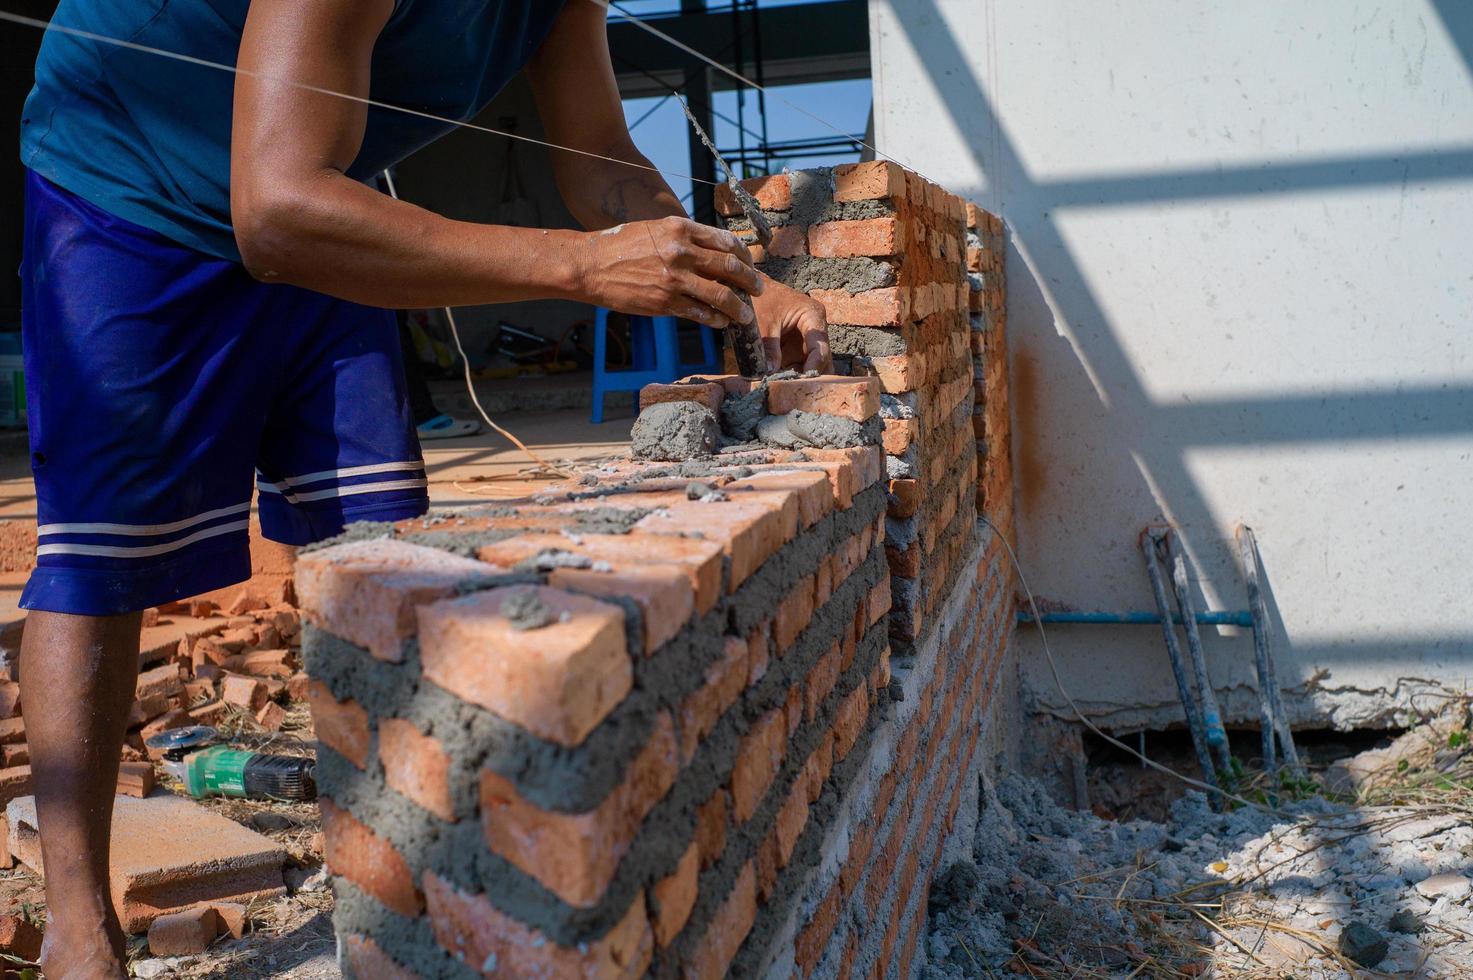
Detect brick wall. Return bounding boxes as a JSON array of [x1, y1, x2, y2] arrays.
[[718, 163, 978, 654], [966, 203, 1014, 543], [301, 167, 1017, 979]]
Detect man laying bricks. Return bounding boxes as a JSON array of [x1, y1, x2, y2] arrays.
[[16, 0, 830, 975]]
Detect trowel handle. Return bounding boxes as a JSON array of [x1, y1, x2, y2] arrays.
[[728, 289, 768, 378]]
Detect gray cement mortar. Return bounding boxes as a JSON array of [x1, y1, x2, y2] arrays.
[[757, 257, 897, 295], [630, 401, 720, 460], [720, 382, 769, 443], [829, 324, 908, 358]]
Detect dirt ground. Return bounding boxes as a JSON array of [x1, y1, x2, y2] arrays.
[[0, 703, 340, 979]]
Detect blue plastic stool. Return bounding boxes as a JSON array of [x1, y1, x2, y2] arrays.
[[590, 309, 720, 423]]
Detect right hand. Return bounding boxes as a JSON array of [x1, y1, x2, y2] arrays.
[[576, 216, 764, 330]]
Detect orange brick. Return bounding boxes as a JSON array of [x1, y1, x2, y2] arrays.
[[678, 637, 749, 762], [221, 673, 266, 711], [888, 479, 920, 519], [343, 934, 418, 980], [306, 680, 371, 770], [858, 353, 922, 392], [694, 788, 729, 870], [714, 173, 792, 215], [768, 223, 807, 258], [683, 861, 756, 979], [424, 871, 652, 977], [296, 539, 488, 662], [730, 708, 785, 823], [651, 841, 700, 947], [807, 217, 902, 258], [805, 642, 843, 722], [419, 585, 631, 748], [513, 530, 724, 615], [833, 684, 869, 761], [379, 718, 456, 822], [805, 733, 834, 803], [881, 418, 917, 455], [147, 907, 217, 955], [832, 161, 906, 203], [766, 375, 881, 422], [550, 562, 693, 655], [774, 573, 815, 651], [726, 469, 835, 528], [479, 715, 677, 908], [639, 381, 724, 414], [803, 446, 884, 495], [795, 882, 841, 976], [867, 576, 892, 627], [320, 797, 422, 917], [810, 287, 909, 327], [774, 775, 810, 866], [638, 499, 788, 592]]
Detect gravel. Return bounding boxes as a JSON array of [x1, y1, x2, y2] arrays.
[[924, 772, 1473, 977]]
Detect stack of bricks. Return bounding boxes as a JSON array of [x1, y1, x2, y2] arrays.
[[717, 162, 977, 652], [0, 592, 304, 824], [966, 203, 1014, 542], [296, 380, 896, 978]]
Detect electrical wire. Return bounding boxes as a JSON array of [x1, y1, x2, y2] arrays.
[[978, 514, 1290, 817], [380, 170, 573, 480]]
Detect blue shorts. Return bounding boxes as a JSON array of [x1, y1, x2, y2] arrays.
[[19, 171, 430, 615]]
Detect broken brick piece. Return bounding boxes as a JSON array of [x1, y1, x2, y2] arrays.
[[117, 761, 156, 799], [254, 701, 287, 732], [148, 906, 218, 955], [212, 902, 248, 940], [221, 674, 267, 711], [136, 663, 183, 701], [0, 913, 42, 962], [0, 766, 31, 808], [0, 718, 21, 744]]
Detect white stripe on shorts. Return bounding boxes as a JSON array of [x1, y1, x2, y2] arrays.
[[36, 519, 250, 558]]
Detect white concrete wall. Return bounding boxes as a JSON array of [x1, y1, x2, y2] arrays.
[[869, 0, 1473, 731]]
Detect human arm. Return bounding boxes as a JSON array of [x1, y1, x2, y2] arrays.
[[527, 0, 831, 370], [229, 0, 758, 328]]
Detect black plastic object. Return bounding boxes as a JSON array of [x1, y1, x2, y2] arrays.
[[243, 754, 317, 801]]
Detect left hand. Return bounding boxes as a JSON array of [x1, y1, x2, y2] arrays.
[[750, 275, 833, 373]]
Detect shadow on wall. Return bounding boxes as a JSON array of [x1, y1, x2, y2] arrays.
[[881, 0, 1473, 731]]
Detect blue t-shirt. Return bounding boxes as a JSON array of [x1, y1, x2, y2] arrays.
[[20, 0, 566, 261]]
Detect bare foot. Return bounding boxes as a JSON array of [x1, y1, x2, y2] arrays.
[[39, 926, 128, 979]]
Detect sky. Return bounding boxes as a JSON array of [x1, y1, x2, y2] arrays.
[[607, 0, 873, 209]]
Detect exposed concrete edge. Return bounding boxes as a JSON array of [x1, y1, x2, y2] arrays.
[[754, 524, 992, 979]]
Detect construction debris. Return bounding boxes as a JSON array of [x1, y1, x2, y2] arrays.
[[6, 793, 287, 933], [927, 701, 1473, 978]]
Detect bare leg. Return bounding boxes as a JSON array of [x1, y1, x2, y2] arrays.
[[21, 610, 140, 979]]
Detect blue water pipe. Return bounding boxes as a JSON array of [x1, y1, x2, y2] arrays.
[[1016, 609, 1253, 628]]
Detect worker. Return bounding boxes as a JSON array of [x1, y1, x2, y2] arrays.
[[16, 0, 832, 974]]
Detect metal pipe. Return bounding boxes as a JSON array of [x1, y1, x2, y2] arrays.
[[1141, 531, 1221, 807], [1016, 610, 1253, 627], [1166, 530, 1233, 772], [1237, 524, 1302, 775]]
